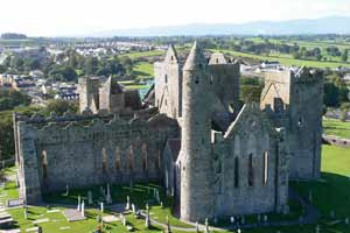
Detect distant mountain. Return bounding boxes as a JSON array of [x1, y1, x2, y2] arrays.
[[90, 16, 350, 37]]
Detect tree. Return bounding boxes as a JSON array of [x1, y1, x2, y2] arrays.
[[84, 57, 99, 75], [0, 89, 31, 111], [45, 99, 78, 116], [323, 82, 339, 107], [49, 65, 77, 82], [341, 49, 349, 63]]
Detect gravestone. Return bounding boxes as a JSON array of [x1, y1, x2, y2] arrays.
[[24, 207, 28, 220], [100, 202, 104, 213], [131, 203, 136, 214], [263, 215, 268, 223], [230, 216, 235, 224], [81, 200, 85, 217], [122, 215, 127, 226], [145, 208, 150, 228], [204, 218, 210, 233], [125, 196, 131, 210], [77, 196, 81, 211], [63, 209, 86, 222], [106, 184, 112, 205], [7, 198, 24, 207]]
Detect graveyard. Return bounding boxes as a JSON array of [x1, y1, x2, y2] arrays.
[[0, 144, 349, 233]]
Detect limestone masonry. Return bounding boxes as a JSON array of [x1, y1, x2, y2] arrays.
[[14, 42, 323, 222]]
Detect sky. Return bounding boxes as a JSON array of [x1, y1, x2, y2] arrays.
[[0, 0, 350, 36]]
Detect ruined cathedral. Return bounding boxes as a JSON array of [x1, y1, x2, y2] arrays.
[[14, 42, 323, 222]]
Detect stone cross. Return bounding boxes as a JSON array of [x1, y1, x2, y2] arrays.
[[77, 195, 81, 211], [100, 202, 104, 213], [204, 218, 210, 233], [81, 200, 85, 217], [106, 184, 112, 205], [195, 221, 199, 232], [125, 195, 131, 210], [145, 209, 151, 228], [131, 203, 136, 214], [88, 191, 93, 205]]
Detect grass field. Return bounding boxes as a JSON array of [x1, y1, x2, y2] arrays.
[[323, 119, 350, 139], [133, 62, 154, 78], [211, 49, 349, 69], [1, 144, 349, 232], [121, 50, 165, 59]]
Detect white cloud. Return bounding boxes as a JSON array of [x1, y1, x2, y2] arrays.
[[0, 0, 349, 36]]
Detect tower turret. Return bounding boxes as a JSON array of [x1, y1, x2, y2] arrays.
[[78, 77, 100, 113], [179, 42, 214, 221], [154, 45, 182, 119]]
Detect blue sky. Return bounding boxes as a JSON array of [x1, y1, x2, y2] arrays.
[[0, 0, 349, 36]]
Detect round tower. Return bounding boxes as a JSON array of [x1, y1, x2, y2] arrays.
[[180, 42, 214, 222]]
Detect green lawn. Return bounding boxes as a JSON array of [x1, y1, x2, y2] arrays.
[[121, 50, 165, 59], [134, 62, 154, 78], [323, 119, 350, 139]]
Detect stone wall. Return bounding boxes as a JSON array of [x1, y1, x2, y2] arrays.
[[212, 104, 288, 217], [261, 69, 323, 180], [208, 63, 240, 117], [288, 70, 323, 180], [16, 113, 179, 204]]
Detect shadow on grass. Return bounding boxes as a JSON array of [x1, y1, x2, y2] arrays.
[[291, 172, 350, 218]]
